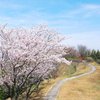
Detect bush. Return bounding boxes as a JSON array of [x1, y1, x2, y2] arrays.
[[0, 85, 9, 100], [96, 59, 100, 64], [86, 57, 94, 62], [0, 93, 7, 100]]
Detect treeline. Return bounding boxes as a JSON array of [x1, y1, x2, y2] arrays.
[[64, 45, 100, 64], [91, 49, 100, 64]]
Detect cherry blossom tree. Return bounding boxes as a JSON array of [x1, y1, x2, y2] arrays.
[[0, 24, 71, 100]]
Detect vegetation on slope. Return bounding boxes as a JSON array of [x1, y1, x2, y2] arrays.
[[57, 62, 100, 100], [28, 62, 91, 100]]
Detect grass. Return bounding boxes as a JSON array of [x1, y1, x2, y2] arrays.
[[57, 63, 77, 77], [63, 65, 76, 76], [27, 77, 65, 100], [67, 57, 78, 60], [6, 62, 97, 100], [57, 62, 100, 100], [28, 62, 91, 100]]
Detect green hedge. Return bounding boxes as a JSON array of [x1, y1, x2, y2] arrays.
[[67, 57, 78, 60]]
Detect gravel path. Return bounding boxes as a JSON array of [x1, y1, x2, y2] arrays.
[[43, 64, 97, 100]]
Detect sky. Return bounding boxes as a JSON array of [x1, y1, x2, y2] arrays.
[[0, 0, 100, 50]]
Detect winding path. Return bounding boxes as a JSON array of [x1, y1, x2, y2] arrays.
[[43, 64, 97, 100]]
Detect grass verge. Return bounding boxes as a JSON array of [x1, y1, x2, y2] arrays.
[[57, 62, 100, 100], [29, 62, 91, 100]]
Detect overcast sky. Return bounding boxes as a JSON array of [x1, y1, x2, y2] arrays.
[[0, 0, 100, 50]]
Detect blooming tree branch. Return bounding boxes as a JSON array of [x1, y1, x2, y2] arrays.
[[0, 24, 71, 100]]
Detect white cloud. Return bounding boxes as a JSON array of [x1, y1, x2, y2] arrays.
[[60, 4, 100, 18], [62, 31, 100, 50], [0, 1, 24, 9], [83, 4, 100, 10], [0, 15, 27, 27]]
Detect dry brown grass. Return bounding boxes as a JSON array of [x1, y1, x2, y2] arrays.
[[28, 63, 70, 100], [57, 62, 100, 100], [6, 62, 96, 100], [57, 63, 70, 77], [28, 77, 66, 100], [72, 63, 91, 75], [30, 62, 92, 100]]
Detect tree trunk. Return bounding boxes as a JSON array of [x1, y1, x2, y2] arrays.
[[11, 93, 19, 100], [11, 96, 18, 100]]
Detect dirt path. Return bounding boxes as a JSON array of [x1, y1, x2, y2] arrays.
[[43, 64, 97, 100]]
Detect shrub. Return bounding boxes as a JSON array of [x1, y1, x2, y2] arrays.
[[86, 57, 94, 62], [0, 93, 7, 100], [96, 59, 100, 64]]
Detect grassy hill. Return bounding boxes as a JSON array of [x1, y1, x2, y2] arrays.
[[28, 62, 92, 100], [57, 62, 100, 100]]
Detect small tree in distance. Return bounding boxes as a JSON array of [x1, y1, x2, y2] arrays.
[[0, 24, 71, 100], [77, 45, 88, 58], [64, 46, 79, 58]]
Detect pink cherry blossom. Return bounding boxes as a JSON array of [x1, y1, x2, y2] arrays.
[[0, 24, 71, 100]]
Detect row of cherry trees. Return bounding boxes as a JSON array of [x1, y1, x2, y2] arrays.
[[64, 45, 100, 64], [0, 24, 71, 100], [64, 45, 89, 59]]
